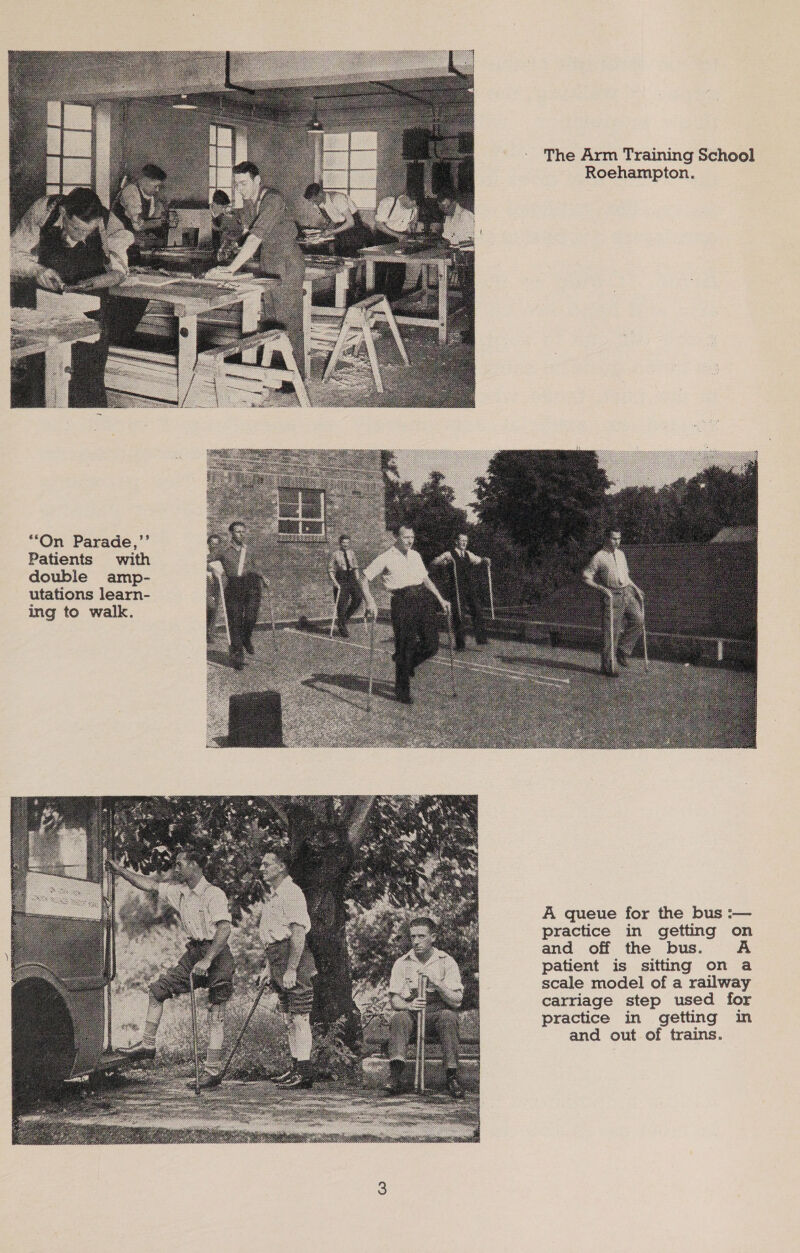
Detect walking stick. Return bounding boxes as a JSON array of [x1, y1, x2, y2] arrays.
[[266, 580, 277, 651], [104, 811, 116, 1053], [641, 598, 649, 672], [414, 973, 428, 1094], [217, 978, 271, 1082], [451, 556, 462, 623], [329, 583, 342, 639], [214, 569, 231, 646], [189, 969, 201, 1095], [608, 593, 618, 676], [366, 613, 376, 711], [446, 606, 457, 698], [487, 562, 495, 620]]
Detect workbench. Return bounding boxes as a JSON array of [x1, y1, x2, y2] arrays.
[[359, 244, 459, 345], [109, 274, 263, 405], [11, 314, 101, 408]]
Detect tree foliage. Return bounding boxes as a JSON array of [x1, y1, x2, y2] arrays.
[[382, 453, 468, 564], [605, 461, 757, 544]]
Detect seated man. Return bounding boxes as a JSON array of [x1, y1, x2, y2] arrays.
[[385, 915, 465, 1099], [303, 182, 372, 255], [436, 186, 474, 343]]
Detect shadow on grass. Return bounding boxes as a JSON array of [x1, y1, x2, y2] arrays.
[[207, 648, 236, 669], [300, 672, 398, 712], [494, 651, 600, 677]]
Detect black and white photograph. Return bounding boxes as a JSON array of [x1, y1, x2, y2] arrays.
[[12, 794, 479, 1144], [10, 51, 475, 409], [207, 449, 757, 749]]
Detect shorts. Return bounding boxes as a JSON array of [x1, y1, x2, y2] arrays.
[[150, 940, 234, 1006]]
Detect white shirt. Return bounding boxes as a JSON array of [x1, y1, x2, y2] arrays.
[[583, 547, 632, 590], [259, 875, 311, 944], [159, 877, 231, 941], [389, 947, 464, 1001], [363, 544, 428, 591], [441, 203, 475, 246], [375, 196, 418, 234], [321, 191, 357, 225], [10, 196, 133, 280]]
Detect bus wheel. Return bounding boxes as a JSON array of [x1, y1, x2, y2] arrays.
[[12, 979, 75, 1100]]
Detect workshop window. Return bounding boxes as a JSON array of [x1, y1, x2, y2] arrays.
[[209, 124, 234, 203], [278, 488, 326, 539], [46, 101, 94, 196], [323, 131, 377, 211]]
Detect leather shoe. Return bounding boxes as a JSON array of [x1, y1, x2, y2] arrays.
[[187, 1072, 222, 1091], [616, 651, 629, 667], [243, 640, 255, 655], [269, 1066, 296, 1084], [118, 1043, 156, 1063], [384, 1077, 404, 1096], [281, 1072, 313, 1090], [395, 690, 413, 705], [446, 1075, 465, 1100], [338, 623, 349, 639]]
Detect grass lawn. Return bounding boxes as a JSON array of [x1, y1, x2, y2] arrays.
[[207, 625, 756, 748]]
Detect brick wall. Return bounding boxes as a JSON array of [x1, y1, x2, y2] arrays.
[[536, 543, 757, 640], [207, 450, 391, 621]]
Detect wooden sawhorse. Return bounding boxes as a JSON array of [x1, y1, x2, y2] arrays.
[[321, 294, 409, 394]]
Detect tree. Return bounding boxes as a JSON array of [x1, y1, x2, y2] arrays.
[[112, 795, 478, 1050], [473, 451, 610, 559], [606, 461, 758, 544], [381, 453, 468, 563]]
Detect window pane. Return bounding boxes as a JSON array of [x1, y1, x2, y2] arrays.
[[323, 173, 349, 190], [62, 157, 92, 184], [301, 490, 323, 519], [217, 128, 233, 149], [216, 157, 232, 173], [46, 156, 61, 183], [61, 184, 81, 195], [349, 170, 377, 189], [46, 183, 60, 195], [27, 798, 90, 881], [63, 128, 92, 157], [323, 150, 348, 171], [349, 149, 376, 169], [63, 103, 93, 130], [301, 521, 324, 535], [279, 493, 300, 517], [350, 188, 377, 211], [209, 124, 217, 143], [350, 131, 377, 150], [278, 519, 299, 534], [47, 100, 62, 126], [323, 133, 349, 151], [47, 126, 62, 154]]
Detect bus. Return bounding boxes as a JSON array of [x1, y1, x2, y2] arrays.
[[11, 797, 122, 1093]]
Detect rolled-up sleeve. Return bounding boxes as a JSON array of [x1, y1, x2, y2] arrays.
[[582, 552, 601, 582], [206, 885, 232, 926], [102, 212, 133, 274], [363, 552, 388, 582], [440, 954, 463, 998], [388, 956, 408, 997], [10, 198, 50, 280]]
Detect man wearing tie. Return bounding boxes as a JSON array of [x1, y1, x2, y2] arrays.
[[327, 533, 363, 638], [430, 532, 490, 651], [217, 521, 270, 670]]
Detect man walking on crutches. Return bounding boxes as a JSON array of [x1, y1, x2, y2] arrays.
[[582, 527, 645, 676], [430, 531, 491, 651], [327, 533, 364, 639], [218, 521, 271, 671]]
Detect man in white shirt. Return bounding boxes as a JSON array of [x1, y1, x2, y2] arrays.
[[373, 192, 419, 299], [386, 916, 465, 1099], [303, 182, 372, 255], [359, 525, 451, 704], [436, 187, 475, 344], [257, 849, 317, 1089], [582, 527, 645, 675], [107, 849, 234, 1090]]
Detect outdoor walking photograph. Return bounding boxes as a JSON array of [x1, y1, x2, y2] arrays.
[[12, 794, 479, 1144], [207, 449, 757, 749]]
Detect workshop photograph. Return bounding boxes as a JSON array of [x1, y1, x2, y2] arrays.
[[10, 51, 475, 410]]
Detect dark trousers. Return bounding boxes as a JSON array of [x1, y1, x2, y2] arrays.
[[388, 1006, 460, 1070], [390, 585, 440, 697], [452, 577, 487, 648], [334, 572, 363, 624], [373, 229, 406, 301], [260, 248, 306, 378], [455, 252, 474, 343], [601, 587, 644, 673], [332, 219, 372, 257], [224, 573, 262, 660]]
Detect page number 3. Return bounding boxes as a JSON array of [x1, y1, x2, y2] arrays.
[[378, 1181, 387, 1195]]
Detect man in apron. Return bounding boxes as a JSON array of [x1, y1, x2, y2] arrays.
[[112, 163, 171, 263], [206, 161, 306, 378], [11, 187, 133, 406], [257, 848, 317, 1090], [303, 182, 372, 255], [431, 532, 490, 650], [373, 191, 419, 300]]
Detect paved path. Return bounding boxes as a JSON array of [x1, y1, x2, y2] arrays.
[[15, 1071, 479, 1143]]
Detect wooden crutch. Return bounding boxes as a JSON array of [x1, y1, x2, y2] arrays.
[[414, 973, 429, 1093], [366, 614, 376, 711], [445, 606, 458, 698], [451, 554, 462, 623], [487, 562, 495, 620], [641, 597, 649, 672], [213, 568, 231, 647], [265, 579, 277, 651], [217, 978, 271, 1082], [329, 582, 342, 639], [189, 969, 202, 1095], [608, 592, 618, 676]]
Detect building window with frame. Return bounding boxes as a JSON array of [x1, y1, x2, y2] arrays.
[[46, 101, 94, 196], [278, 488, 326, 539], [322, 131, 377, 211], [209, 123, 234, 202]]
